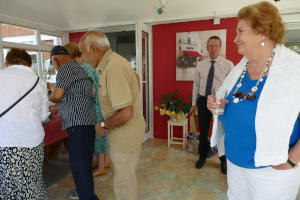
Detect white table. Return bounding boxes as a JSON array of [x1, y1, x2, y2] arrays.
[[167, 118, 188, 149]]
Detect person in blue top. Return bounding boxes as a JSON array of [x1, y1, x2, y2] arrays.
[[207, 1, 300, 200]]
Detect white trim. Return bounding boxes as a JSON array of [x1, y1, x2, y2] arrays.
[[36, 27, 42, 77], [0, 13, 65, 36], [0, 45, 3, 69], [0, 41, 40, 51], [286, 22, 300, 30], [0, 24, 3, 69], [63, 32, 69, 45], [68, 21, 136, 33], [0, 41, 53, 52], [94, 24, 135, 33], [0, 14, 67, 76], [0, 5, 299, 33], [148, 25, 154, 140], [65, 7, 300, 32], [136, 21, 154, 141]]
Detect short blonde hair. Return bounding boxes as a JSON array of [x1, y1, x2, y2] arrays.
[[64, 42, 81, 59], [237, 1, 285, 44]]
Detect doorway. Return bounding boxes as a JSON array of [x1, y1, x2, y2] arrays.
[[104, 27, 153, 141]]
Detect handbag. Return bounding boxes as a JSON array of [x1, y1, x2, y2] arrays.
[[0, 76, 40, 117]]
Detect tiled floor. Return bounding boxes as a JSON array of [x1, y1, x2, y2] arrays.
[[47, 138, 228, 200], [46, 138, 300, 200]]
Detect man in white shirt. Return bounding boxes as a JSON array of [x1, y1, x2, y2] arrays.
[[189, 36, 234, 174]]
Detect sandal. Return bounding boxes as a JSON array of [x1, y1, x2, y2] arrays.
[[93, 169, 106, 177]]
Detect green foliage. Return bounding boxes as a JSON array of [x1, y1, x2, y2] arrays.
[[160, 90, 191, 114]]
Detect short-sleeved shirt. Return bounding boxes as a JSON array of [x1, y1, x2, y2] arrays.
[[96, 49, 146, 152], [56, 60, 96, 130]]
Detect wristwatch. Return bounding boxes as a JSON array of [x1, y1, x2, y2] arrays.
[[287, 158, 298, 168], [100, 121, 106, 129]]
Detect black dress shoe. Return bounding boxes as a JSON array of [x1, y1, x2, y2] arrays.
[[195, 158, 206, 169], [220, 158, 227, 174]]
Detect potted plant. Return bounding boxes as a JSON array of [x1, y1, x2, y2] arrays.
[[155, 90, 191, 121]]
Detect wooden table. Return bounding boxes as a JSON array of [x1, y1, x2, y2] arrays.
[[43, 113, 67, 146], [43, 113, 68, 161]]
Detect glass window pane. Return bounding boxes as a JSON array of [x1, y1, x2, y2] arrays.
[[28, 51, 39, 75], [1, 23, 36, 45], [3, 48, 39, 75], [41, 52, 56, 83], [41, 34, 62, 45]]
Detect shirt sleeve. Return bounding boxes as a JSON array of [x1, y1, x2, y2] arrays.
[[106, 65, 132, 111], [56, 64, 74, 89], [39, 80, 50, 121]]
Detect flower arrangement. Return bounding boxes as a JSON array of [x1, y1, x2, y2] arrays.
[[155, 90, 192, 121]]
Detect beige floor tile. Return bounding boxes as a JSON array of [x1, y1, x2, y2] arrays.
[[47, 138, 228, 200]]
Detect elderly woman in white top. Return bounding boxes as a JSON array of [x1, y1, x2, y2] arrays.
[[207, 1, 300, 200], [0, 48, 49, 199]]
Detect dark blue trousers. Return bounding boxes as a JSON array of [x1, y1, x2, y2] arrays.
[[67, 125, 98, 200]]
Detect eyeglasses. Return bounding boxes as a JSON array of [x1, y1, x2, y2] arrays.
[[233, 92, 256, 100]]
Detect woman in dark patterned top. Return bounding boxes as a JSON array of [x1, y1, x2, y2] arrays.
[[49, 45, 98, 200]]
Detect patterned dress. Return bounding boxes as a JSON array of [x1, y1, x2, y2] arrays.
[[81, 61, 109, 154], [0, 143, 48, 199]]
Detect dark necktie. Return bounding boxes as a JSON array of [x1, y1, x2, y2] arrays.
[[205, 61, 215, 97]]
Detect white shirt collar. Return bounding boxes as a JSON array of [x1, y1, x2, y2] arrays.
[[6, 65, 34, 73]]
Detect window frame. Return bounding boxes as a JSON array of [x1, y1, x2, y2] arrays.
[[0, 19, 67, 83]]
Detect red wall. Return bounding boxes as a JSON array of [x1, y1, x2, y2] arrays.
[[69, 18, 243, 139], [69, 32, 86, 43], [153, 17, 243, 139]]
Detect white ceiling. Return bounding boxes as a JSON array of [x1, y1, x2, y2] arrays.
[[0, 0, 300, 32]]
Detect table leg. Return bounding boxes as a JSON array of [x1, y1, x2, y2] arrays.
[[184, 121, 187, 149], [183, 123, 185, 149], [168, 123, 170, 148], [171, 125, 173, 146]]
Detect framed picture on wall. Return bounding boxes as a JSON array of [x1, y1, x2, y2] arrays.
[[176, 29, 227, 81]]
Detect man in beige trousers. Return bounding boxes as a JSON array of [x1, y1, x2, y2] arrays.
[[79, 31, 146, 200]]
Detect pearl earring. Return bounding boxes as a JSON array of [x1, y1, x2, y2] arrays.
[[261, 41, 265, 47]]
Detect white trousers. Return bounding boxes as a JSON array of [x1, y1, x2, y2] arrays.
[[110, 147, 141, 200], [227, 160, 300, 200]]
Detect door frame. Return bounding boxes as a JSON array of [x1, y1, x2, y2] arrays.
[[94, 22, 154, 142], [136, 21, 154, 142]]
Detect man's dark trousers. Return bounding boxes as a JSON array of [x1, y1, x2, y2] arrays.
[[67, 125, 98, 200], [197, 96, 212, 160]]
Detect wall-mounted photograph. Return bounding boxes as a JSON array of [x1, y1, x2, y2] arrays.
[[176, 29, 227, 81]]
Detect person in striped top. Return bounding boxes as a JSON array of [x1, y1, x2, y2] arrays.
[[49, 46, 98, 200], [79, 31, 146, 200]]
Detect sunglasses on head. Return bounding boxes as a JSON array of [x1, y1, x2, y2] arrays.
[[233, 92, 256, 100]]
